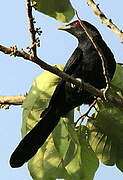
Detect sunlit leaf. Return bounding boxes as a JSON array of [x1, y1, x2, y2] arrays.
[[22, 65, 73, 180], [22, 64, 99, 180], [65, 126, 99, 180], [32, 0, 75, 22]]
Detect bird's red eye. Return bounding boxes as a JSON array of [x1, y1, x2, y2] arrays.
[[75, 21, 81, 26]]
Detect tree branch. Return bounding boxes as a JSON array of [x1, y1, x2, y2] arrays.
[[0, 44, 123, 109], [26, 0, 41, 57], [0, 0, 123, 110], [118, 62, 123, 66], [0, 95, 26, 106], [87, 0, 123, 40]]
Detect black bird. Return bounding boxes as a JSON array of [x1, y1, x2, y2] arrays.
[[10, 20, 116, 168]]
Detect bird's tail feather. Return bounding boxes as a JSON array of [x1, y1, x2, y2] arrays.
[[10, 107, 60, 168]]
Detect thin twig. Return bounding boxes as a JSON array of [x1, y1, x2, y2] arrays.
[[26, 0, 37, 57], [0, 95, 26, 106], [118, 62, 123, 66], [76, 11, 110, 99], [75, 100, 97, 126], [87, 0, 123, 40]]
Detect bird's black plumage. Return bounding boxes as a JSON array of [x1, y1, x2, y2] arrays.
[[10, 20, 116, 168]]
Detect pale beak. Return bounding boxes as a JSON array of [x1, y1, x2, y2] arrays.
[[57, 25, 71, 30]]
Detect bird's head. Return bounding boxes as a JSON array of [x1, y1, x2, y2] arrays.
[[57, 20, 100, 39]]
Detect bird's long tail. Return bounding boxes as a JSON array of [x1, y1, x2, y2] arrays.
[[10, 107, 60, 168]]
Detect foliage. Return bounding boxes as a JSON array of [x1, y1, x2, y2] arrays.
[[87, 64, 123, 172], [22, 64, 99, 180], [1, 0, 123, 179], [32, 0, 75, 22], [22, 64, 123, 179]]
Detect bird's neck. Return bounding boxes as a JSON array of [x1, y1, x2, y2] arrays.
[[78, 34, 93, 50]]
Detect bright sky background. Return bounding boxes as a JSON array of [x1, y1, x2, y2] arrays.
[[0, 0, 123, 179]]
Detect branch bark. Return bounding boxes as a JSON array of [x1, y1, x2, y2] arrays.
[[0, 0, 123, 110], [0, 95, 26, 106], [26, 0, 37, 56], [0, 44, 123, 109], [87, 0, 123, 40]]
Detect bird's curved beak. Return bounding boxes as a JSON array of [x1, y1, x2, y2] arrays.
[[57, 25, 71, 30]]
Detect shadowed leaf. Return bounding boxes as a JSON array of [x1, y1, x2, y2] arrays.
[[87, 64, 123, 172]]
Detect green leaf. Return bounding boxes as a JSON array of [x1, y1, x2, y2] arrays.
[[87, 64, 123, 171], [111, 64, 123, 91], [52, 117, 72, 160], [65, 126, 99, 180], [22, 64, 99, 180], [87, 117, 117, 166], [22, 64, 64, 136], [22, 65, 73, 180], [32, 0, 75, 22]]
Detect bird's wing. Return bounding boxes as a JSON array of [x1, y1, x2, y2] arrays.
[[45, 47, 83, 114], [63, 47, 83, 75]]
